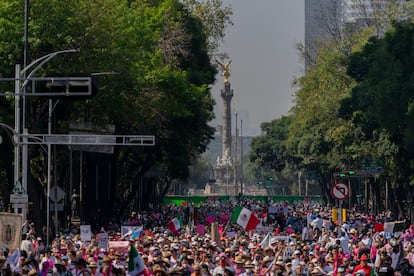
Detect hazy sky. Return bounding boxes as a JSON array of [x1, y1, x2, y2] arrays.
[[211, 0, 305, 136]]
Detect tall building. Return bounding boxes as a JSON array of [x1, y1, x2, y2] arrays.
[[305, 0, 394, 70], [305, 0, 341, 71]]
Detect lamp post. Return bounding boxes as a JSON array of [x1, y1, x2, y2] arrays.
[[17, 49, 80, 191], [0, 123, 18, 145], [11, 49, 80, 246]]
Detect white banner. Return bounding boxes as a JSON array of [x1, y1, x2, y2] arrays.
[[80, 225, 92, 241], [108, 241, 129, 254], [97, 232, 109, 250]]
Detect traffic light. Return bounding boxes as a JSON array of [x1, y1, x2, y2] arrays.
[[343, 170, 356, 176], [257, 181, 264, 185], [332, 207, 338, 222], [265, 185, 271, 189], [335, 170, 357, 178], [332, 208, 347, 224], [267, 177, 274, 181]]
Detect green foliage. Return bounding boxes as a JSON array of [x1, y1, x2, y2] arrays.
[[0, 0, 229, 212], [343, 21, 414, 189], [181, 0, 233, 57], [288, 44, 356, 170], [247, 4, 414, 208], [250, 116, 292, 172], [284, 31, 374, 199]]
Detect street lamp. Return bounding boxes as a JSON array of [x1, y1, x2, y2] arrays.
[[15, 49, 80, 191], [5, 49, 80, 246], [0, 123, 18, 146]]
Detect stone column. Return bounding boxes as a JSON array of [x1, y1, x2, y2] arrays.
[[221, 82, 233, 159]]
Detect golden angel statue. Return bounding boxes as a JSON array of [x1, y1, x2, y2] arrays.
[[216, 59, 232, 83]]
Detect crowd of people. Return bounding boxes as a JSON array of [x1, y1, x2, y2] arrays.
[[2, 198, 414, 276]]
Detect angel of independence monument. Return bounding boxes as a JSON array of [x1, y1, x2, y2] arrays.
[[213, 60, 236, 194]]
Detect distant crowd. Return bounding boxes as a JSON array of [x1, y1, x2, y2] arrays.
[[1, 198, 414, 276]]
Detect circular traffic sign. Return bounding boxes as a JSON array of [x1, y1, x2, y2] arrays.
[[331, 182, 349, 200]]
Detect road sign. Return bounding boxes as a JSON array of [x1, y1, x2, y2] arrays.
[[331, 182, 349, 200], [10, 194, 28, 204], [50, 186, 66, 202], [12, 203, 27, 209]]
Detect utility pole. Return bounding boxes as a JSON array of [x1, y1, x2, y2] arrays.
[[240, 119, 243, 196], [234, 112, 238, 196]]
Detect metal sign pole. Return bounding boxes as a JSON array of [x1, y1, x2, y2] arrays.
[[338, 200, 342, 236]]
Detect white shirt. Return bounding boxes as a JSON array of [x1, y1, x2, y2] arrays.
[[339, 236, 350, 254], [302, 226, 309, 241], [311, 218, 323, 231]]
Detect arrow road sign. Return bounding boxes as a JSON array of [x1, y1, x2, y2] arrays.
[[331, 182, 349, 200]]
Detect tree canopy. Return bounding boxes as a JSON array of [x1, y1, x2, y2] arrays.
[[0, 0, 232, 221], [249, 17, 414, 214], [343, 22, 414, 192]]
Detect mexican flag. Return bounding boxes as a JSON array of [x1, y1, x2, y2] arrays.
[[127, 244, 145, 276], [168, 217, 183, 233], [231, 206, 260, 231]]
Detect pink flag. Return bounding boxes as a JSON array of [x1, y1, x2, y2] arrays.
[[205, 216, 215, 224], [196, 224, 206, 235], [219, 214, 230, 224]]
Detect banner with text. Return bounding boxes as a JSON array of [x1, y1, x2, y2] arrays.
[[80, 225, 92, 241], [0, 213, 22, 251]]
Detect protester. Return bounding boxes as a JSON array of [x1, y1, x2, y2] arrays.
[[1, 198, 412, 276], [352, 255, 371, 276]]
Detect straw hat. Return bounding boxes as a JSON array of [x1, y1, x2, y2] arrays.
[[102, 256, 111, 263], [244, 261, 254, 268], [153, 264, 167, 275], [275, 256, 284, 266], [262, 256, 273, 264], [349, 229, 357, 235], [264, 247, 273, 253], [181, 248, 191, 254], [168, 267, 183, 275], [234, 256, 245, 264], [154, 257, 170, 267], [163, 251, 172, 258]]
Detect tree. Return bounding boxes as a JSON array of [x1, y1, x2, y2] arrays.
[[181, 0, 233, 59], [287, 26, 378, 203], [0, 0, 231, 225], [343, 21, 414, 215], [248, 116, 299, 195]]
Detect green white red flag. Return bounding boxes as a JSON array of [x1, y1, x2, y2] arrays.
[[230, 206, 260, 231]]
